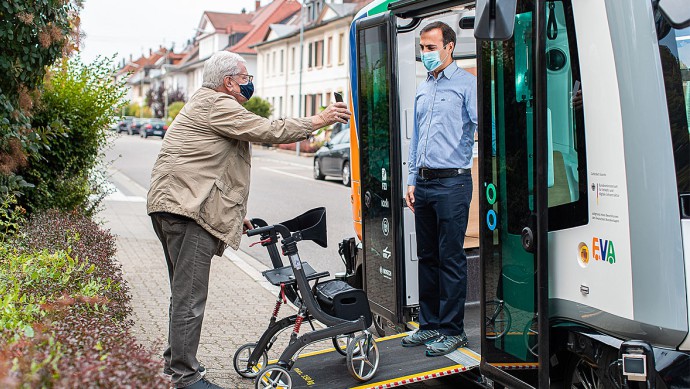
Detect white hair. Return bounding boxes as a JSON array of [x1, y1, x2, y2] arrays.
[[202, 51, 246, 89]]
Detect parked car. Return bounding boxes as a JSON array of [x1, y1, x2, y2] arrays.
[[139, 118, 168, 138], [313, 129, 351, 186], [114, 116, 134, 133], [126, 118, 149, 135]]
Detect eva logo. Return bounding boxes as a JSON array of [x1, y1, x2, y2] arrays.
[[592, 237, 616, 264]]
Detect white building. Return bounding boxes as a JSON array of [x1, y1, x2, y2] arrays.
[[254, 0, 370, 126]]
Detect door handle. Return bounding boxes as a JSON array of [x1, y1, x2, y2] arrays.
[[521, 226, 535, 253]]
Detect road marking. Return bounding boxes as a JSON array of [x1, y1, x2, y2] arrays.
[[104, 168, 148, 202], [253, 156, 312, 169], [261, 167, 313, 181]]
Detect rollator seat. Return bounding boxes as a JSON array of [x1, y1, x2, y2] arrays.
[[262, 263, 329, 286], [315, 280, 372, 327]]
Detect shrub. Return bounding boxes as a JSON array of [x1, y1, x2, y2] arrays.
[[0, 210, 166, 388], [20, 56, 127, 215], [244, 96, 273, 118], [168, 101, 185, 122], [277, 139, 323, 153], [16, 210, 130, 321], [123, 102, 153, 118]]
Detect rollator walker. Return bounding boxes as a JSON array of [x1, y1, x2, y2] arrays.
[[232, 207, 379, 389]]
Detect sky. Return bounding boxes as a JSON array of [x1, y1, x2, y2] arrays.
[[78, 0, 272, 65]]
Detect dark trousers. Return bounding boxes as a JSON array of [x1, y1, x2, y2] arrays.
[[414, 174, 472, 336], [151, 213, 221, 388]]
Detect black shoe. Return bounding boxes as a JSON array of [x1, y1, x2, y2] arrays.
[[164, 365, 206, 376], [182, 377, 224, 389]]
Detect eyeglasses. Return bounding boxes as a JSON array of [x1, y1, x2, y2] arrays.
[[230, 73, 253, 83]]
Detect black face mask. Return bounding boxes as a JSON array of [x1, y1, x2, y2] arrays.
[[238, 81, 254, 100]]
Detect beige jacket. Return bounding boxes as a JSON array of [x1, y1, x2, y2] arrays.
[[147, 87, 311, 250]]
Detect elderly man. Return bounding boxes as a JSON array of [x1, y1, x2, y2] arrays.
[[148, 51, 350, 389]]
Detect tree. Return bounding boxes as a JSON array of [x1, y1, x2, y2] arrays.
[[0, 0, 81, 197], [145, 84, 185, 118], [243, 96, 273, 118]]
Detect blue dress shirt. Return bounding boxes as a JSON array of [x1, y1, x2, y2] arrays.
[[408, 62, 478, 186]]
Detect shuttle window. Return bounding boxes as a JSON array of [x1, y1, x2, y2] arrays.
[[543, 0, 588, 231], [481, 0, 588, 232], [657, 25, 690, 199]]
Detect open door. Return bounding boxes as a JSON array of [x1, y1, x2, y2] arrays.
[[478, 0, 549, 387], [356, 12, 406, 328]]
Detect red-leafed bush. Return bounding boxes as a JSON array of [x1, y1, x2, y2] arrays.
[[0, 210, 167, 388], [277, 139, 323, 154], [16, 209, 131, 321]]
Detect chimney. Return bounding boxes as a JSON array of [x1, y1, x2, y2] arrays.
[[149, 48, 152, 56], [241, 7, 246, 14], [255, 1, 260, 11], [129, 54, 133, 63]]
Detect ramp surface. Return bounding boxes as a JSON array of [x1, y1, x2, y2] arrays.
[[283, 332, 481, 389]]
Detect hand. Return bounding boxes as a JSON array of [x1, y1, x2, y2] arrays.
[[405, 185, 415, 213], [242, 218, 253, 233], [572, 89, 582, 109], [312, 102, 351, 129]]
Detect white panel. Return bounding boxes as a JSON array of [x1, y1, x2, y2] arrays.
[[549, 0, 634, 320]]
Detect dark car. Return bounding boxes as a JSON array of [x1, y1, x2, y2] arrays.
[[139, 118, 168, 138], [114, 116, 134, 133], [126, 118, 149, 135], [313, 129, 351, 186]]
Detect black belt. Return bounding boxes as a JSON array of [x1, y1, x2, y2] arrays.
[[418, 167, 470, 180]]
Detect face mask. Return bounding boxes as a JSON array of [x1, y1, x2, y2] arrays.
[[238, 81, 254, 100], [421, 45, 449, 72]]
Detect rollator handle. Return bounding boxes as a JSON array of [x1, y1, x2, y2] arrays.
[[246, 225, 274, 237]]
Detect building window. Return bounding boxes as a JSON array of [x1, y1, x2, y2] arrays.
[[265, 53, 270, 74], [338, 33, 345, 65], [280, 49, 284, 74], [327, 36, 333, 66], [308, 43, 313, 69], [272, 51, 276, 74], [291, 47, 296, 72], [315, 40, 324, 68], [279, 96, 283, 117], [290, 95, 294, 116]]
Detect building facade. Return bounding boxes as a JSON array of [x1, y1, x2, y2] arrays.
[[254, 0, 370, 124]]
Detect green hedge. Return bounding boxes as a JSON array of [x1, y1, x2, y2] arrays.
[[20, 56, 126, 216]]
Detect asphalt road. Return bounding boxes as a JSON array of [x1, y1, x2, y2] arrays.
[[105, 133, 356, 277]]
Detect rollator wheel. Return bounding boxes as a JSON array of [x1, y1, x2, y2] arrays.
[[233, 342, 268, 378], [485, 300, 511, 340], [254, 365, 292, 389], [346, 332, 379, 382], [332, 333, 359, 356]]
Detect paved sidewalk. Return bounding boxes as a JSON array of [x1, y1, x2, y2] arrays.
[[99, 197, 331, 388]]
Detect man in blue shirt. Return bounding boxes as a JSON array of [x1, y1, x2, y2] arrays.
[[402, 21, 477, 357]]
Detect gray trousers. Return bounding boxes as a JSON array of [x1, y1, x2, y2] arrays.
[[151, 212, 221, 388]]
